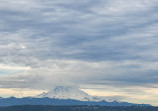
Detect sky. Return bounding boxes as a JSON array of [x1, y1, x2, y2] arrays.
[[0, 0, 158, 105]]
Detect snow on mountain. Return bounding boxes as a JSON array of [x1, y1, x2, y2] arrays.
[[36, 86, 117, 102]]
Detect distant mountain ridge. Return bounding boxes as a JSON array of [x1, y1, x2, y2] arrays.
[[0, 97, 150, 106], [36, 86, 118, 102]]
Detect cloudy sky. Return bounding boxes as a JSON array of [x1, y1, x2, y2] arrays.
[[0, 0, 158, 105]]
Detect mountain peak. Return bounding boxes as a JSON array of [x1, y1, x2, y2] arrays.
[[37, 86, 91, 101], [54, 86, 77, 91]]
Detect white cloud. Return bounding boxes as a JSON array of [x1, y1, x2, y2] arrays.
[[90, 0, 158, 15], [0, 64, 30, 71]]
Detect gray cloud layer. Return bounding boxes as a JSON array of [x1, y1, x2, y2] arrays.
[[0, 0, 158, 92]]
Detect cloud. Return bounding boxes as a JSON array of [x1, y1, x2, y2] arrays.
[[0, 88, 44, 98], [0, 59, 158, 90], [0, 64, 30, 73]]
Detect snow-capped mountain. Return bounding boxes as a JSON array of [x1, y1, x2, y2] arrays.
[[0, 86, 150, 106], [36, 86, 118, 102]]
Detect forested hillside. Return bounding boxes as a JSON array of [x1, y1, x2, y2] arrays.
[[0, 105, 157, 111]]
